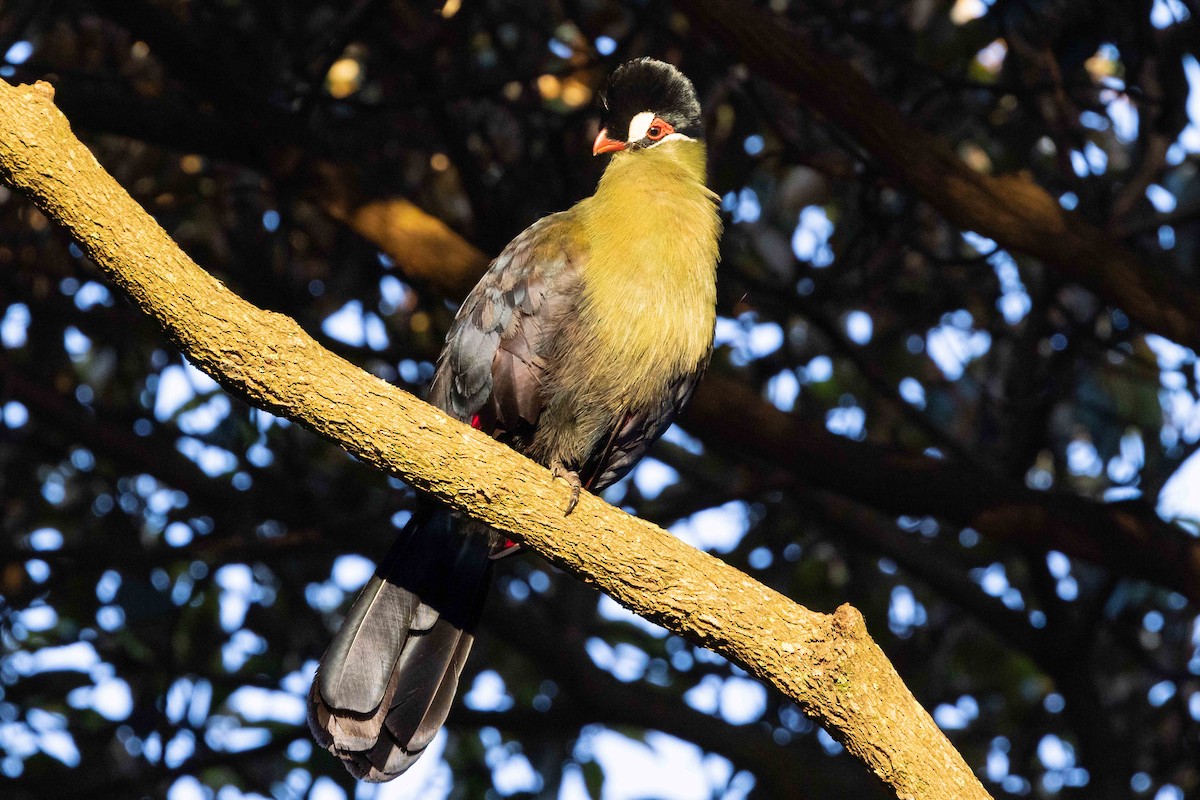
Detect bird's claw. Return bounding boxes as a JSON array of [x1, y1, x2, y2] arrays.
[[551, 461, 582, 516]]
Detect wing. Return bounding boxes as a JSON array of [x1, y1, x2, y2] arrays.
[[584, 354, 710, 493], [428, 211, 585, 446]]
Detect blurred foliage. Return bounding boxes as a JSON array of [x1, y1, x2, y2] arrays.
[[1, 1, 1200, 799]]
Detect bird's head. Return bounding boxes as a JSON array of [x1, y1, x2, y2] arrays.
[[592, 58, 702, 157]]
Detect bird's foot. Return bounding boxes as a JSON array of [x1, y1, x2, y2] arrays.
[[551, 461, 582, 516]]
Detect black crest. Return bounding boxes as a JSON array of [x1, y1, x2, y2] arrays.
[[601, 57, 703, 141]]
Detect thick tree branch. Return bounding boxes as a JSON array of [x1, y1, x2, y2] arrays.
[[0, 79, 990, 800], [677, 0, 1200, 348]]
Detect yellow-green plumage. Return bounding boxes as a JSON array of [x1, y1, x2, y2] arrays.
[[531, 138, 721, 469], [582, 139, 721, 390]]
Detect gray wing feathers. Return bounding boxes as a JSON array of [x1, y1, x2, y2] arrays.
[[429, 212, 583, 434], [444, 324, 500, 418]]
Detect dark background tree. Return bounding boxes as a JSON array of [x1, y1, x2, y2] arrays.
[[1, 1, 1198, 798]]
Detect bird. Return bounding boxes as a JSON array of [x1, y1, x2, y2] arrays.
[[307, 57, 722, 782]]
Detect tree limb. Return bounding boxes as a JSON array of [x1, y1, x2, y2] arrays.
[[0, 79, 990, 800]]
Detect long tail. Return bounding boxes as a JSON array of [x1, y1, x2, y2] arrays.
[[308, 508, 494, 781]]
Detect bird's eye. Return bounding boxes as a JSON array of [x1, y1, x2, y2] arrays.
[[645, 118, 674, 141]]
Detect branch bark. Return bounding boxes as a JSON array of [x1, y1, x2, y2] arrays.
[[678, 0, 1200, 348], [0, 79, 990, 800]]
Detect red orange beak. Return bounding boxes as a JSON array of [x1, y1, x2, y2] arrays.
[[592, 128, 626, 156]]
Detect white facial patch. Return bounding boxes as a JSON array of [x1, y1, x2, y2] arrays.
[[627, 111, 656, 143], [625, 110, 694, 146]]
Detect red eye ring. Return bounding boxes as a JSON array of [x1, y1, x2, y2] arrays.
[[646, 117, 674, 141]]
